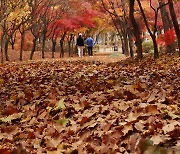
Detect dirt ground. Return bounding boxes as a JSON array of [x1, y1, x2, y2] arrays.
[[2, 49, 127, 63]]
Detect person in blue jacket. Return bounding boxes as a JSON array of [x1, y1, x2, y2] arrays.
[[86, 36, 94, 57]]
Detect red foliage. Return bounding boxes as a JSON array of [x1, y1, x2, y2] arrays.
[[157, 29, 176, 46]]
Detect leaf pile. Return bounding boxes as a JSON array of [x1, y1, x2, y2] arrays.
[[0, 54, 179, 153]]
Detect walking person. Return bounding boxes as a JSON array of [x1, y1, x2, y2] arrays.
[[86, 36, 94, 57], [76, 33, 84, 57]]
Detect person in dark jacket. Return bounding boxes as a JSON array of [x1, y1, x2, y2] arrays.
[[86, 36, 94, 57], [76, 33, 84, 57]]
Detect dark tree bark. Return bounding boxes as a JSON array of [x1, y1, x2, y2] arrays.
[[129, 0, 143, 60], [41, 29, 47, 59], [68, 34, 74, 57], [19, 26, 25, 61], [136, 0, 161, 59], [123, 31, 129, 56], [109, 14, 126, 55], [30, 37, 38, 60], [0, 32, 4, 63], [10, 39, 15, 50], [159, 0, 175, 53], [101, 0, 130, 56], [60, 32, 66, 58], [9, 32, 16, 50], [128, 28, 134, 58], [51, 39, 56, 58], [4, 37, 10, 61], [20, 32, 25, 61], [168, 0, 180, 56]]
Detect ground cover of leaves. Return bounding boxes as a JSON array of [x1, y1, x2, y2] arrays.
[[0, 53, 179, 154]]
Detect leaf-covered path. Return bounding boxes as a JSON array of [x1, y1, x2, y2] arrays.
[[0, 54, 179, 153]]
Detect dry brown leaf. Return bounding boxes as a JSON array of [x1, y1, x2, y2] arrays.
[[122, 124, 133, 135], [79, 117, 89, 126], [134, 120, 145, 131], [126, 112, 138, 122], [103, 123, 112, 132], [150, 135, 165, 145], [145, 105, 159, 115], [162, 121, 180, 134]]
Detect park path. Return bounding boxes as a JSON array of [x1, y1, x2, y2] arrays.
[[3, 49, 127, 64]]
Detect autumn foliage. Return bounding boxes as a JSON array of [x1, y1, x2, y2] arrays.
[[0, 54, 179, 153], [157, 29, 176, 46]]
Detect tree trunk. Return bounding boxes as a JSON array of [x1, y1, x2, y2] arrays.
[[152, 35, 159, 59], [51, 39, 56, 58], [30, 38, 37, 60], [168, 0, 180, 55], [60, 33, 66, 58], [129, 0, 143, 60], [60, 40, 64, 58], [136, 0, 159, 59], [10, 33, 16, 50], [123, 32, 129, 56], [4, 37, 10, 61], [121, 37, 125, 54], [0, 34, 4, 63], [41, 29, 47, 59], [68, 34, 73, 57], [20, 31, 25, 61], [11, 42, 15, 50], [128, 29, 134, 58], [159, 0, 175, 52]]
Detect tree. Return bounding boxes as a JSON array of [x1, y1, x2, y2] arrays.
[[168, 0, 180, 56], [136, 0, 170, 59], [158, 0, 175, 53], [0, 0, 31, 61], [100, 0, 132, 56], [129, 0, 143, 60], [28, 0, 44, 60]]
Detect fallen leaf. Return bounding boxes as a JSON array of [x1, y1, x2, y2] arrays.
[[134, 120, 145, 131], [0, 113, 23, 123], [55, 119, 69, 127], [103, 123, 112, 132], [162, 121, 180, 134], [56, 98, 66, 109], [122, 124, 133, 135], [150, 135, 165, 145], [79, 117, 89, 126]]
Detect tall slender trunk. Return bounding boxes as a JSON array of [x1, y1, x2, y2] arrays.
[[20, 31, 25, 61], [128, 28, 134, 58], [168, 0, 180, 55], [4, 37, 10, 61], [152, 36, 159, 59], [11, 42, 15, 50], [120, 36, 125, 54], [123, 32, 129, 56], [0, 34, 4, 63], [159, 0, 175, 53], [60, 33, 66, 58], [68, 34, 73, 57], [136, 0, 159, 59], [129, 0, 143, 60], [41, 29, 47, 59], [60, 40, 64, 58], [10, 33, 16, 50], [109, 14, 125, 54], [71, 41, 75, 55], [0, 21, 5, 63], [51, 39, 56, 58], [30, 37, 37, 60]]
